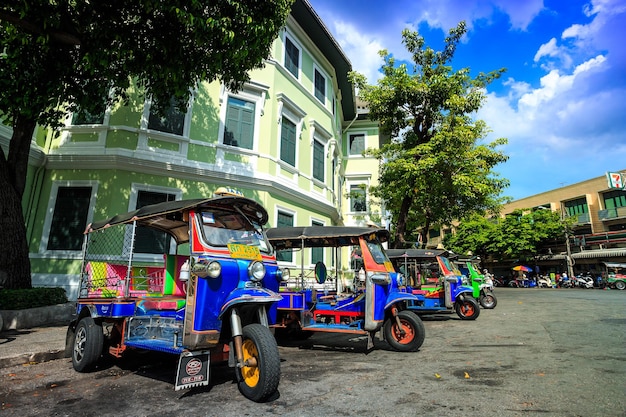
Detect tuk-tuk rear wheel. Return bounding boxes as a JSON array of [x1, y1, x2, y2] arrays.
[[455, 297, 480, 320], [615, 280, 626, 290], [383, 310, 425, 352], [236, 324, 280, 402], [72, 317, 103, 372]]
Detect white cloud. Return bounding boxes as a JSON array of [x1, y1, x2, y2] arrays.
[[329, 21, 387, 83]]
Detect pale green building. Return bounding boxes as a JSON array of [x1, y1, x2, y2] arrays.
[[0, 0, 386, 299]]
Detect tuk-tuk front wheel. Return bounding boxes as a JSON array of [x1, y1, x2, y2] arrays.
[[383, 310, 425, 352], [236, 324, 280, 402], [455, 297, 480, 320], [72, 317, 103, 372], [479, 291, 497, 309]]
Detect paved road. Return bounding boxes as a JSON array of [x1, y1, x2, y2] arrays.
[[1, 288, 625, 416]]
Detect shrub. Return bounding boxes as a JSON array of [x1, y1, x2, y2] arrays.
[[0, 287, 68, 310]]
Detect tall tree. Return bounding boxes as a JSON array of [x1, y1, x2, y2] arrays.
[[350, 22, 509, 248], [0, 0, 293, 289]]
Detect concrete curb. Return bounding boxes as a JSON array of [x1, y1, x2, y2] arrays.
[[0, 347, 69, 370], [0, 302, 75, 331]]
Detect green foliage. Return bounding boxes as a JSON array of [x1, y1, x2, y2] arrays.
[[0, 0, 293, 289], [445, 209, 571, 262], [349, 21, 509, 248], [0, 287, 68, 310]]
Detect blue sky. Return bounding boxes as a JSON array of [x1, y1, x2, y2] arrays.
[[307, 0, 626, 201]]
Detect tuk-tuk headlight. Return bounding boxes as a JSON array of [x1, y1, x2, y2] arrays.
[[249, 261, 266, 282], [396, 273, 406, 287], [277, 267, 288, 282], [206, 261, 222, 278]]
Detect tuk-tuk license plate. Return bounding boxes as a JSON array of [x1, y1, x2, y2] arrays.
[[228, 243, 262, 260]]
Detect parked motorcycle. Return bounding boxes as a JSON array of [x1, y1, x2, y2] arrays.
[[574, 274, 594, 289], [557, 276, 573, 288], [537, 275, 553, 288]]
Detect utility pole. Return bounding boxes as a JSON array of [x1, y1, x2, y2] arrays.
[[562, 207, 575, 278]]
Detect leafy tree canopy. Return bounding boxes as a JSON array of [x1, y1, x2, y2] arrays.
[[445, 208, 572, 262], [0, 0, 293, 288], [350, 22, 509, 248]]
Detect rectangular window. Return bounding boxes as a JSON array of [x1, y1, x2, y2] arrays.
[[314, 69, 325, 103], [47, 186, 93, 251], [148, 97, 185, 135], [72, 107, 104, 125], [603, 190, 626, 218], [313, 139, 324, 182], [224, 97, 255, 150], [285, 37, 299, 78], [276, 211, 294, 262], [349, 134, 365, 156], [311, 220, 323, 265], [280, 117, 297, 166], [134, 191, 176, 254], [350, 185, 366, 213], [564, 198, 588, 216], [604, 190, 626, 209]]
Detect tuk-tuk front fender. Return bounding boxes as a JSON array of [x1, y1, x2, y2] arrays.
[[453, 285, 475, 301], [218, 287, 282, 320], [384, 292, 420, 311]]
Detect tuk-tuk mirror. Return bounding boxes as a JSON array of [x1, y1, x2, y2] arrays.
[[314, 261, 327, 284]]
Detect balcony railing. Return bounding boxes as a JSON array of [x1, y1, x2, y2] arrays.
[[598, 206, 626, 220]]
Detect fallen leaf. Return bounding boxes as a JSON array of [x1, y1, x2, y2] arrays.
[[464, 372, 470, 379], [434, 373, 441, 379]]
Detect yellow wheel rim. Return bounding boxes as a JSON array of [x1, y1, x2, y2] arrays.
[[241, 339, 260, 387]]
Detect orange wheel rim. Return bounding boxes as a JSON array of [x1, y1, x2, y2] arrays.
[[241, 339, 260, 387], [393, 319, 415, 344]]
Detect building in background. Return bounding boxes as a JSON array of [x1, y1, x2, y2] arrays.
[[491, 171, 626, 278], [0, 0, 386, 299]]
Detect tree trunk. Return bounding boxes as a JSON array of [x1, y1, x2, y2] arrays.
[[392, 195, 413, 248], [0, 115, 37, 289]]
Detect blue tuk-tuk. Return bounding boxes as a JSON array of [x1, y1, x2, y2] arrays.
[[266, 226, 425, 352], [386, 249, 480, 320], [67, 190, 284, 402]]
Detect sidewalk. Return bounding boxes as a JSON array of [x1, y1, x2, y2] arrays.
[[0, 302, 75, 369], [0, 325, 70, 369]]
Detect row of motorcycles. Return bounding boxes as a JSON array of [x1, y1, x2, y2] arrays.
[[541, 273, 603, 289], [493, 273, 604, 289]]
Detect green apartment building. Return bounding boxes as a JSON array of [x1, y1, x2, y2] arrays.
[[1, 0, 385, 299]]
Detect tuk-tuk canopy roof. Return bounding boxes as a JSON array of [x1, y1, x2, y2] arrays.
[[266, 226, 389, 250], [86, 196, 269, 244], [385, 248, 448, 259]]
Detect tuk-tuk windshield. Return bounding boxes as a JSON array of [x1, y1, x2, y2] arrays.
[[200, 209, 271, 253], [365, 239, 390, 265]]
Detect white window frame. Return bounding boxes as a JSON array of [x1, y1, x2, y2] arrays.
[[283, 32, 302, 80], [347, 131, 367, 157], [137, 94, 194, 156], [313, 64, 328, 107], [274, 206, 297, 266], [218, 84, 267, 153], [310, 218, 326, 267], [125, 184, 183, 263], [309, 120, 333, 188], [276, 93, 305, 178], [39, 180, 99, 256]]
